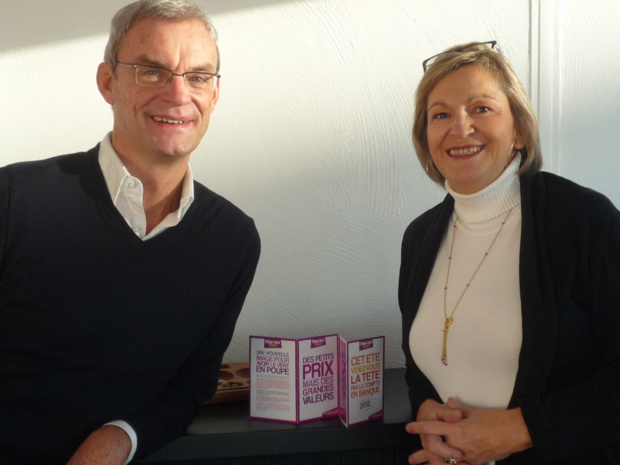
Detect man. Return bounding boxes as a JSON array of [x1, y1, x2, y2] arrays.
[[0, 1, 260, 463]]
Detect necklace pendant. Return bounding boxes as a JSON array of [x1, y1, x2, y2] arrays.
[[441, 317, 453, 366]]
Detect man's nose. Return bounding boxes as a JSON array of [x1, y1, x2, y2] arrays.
[[163, 74, 192, 104]]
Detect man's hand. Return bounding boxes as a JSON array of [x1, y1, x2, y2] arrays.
[[66, 425, 131, 465]]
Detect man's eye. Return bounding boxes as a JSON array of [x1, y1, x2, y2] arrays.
[[188, 74, 210, 83], [140, 68, 165, 80]]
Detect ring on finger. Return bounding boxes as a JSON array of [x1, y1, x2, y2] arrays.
[[444, 459, 458, 465]]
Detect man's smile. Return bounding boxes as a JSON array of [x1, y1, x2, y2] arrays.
[[152, 116, 189, 124]]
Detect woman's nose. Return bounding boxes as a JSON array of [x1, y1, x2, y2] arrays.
[[450, 112, 474, 139]]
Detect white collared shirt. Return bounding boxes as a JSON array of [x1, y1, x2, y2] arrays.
[[97, 133, 195, 462], [98, 132, 195, 240]]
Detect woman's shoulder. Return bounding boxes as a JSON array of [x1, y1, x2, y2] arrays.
[[525, 172, 619, 238], [532, 171, 617, 214], [403, 196, 453, 242]]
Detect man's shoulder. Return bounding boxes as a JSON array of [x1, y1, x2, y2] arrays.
[[0, 147, 99, 183], [191, 181, 257, 230]]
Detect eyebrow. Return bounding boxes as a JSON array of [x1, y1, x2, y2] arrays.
[[427, 94, 499, 110], [132, 55, 216, 73]]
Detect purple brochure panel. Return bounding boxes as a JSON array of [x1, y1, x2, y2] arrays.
[[297, 335, 339, 422], [249, 336, 297, 423]]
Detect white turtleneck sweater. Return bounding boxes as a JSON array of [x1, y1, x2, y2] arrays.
[[409, 157, 523, 410]]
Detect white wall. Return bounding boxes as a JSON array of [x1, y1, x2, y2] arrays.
[[537, 0, 620, 203], [4, 0, 609, 369]]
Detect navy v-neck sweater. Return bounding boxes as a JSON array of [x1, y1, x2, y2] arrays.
[[0, 146, 260, 463]]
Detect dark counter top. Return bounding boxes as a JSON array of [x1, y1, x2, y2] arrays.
[[141, 368, 413, 462]]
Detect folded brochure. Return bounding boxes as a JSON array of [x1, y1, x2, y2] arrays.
[[249, 334, 384, 426]]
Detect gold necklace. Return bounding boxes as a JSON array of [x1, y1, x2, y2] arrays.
[[441, 208, 513, 366]]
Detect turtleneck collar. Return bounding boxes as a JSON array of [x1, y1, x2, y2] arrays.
[[445, 154, 521, 227]]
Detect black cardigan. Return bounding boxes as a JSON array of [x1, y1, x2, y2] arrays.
[[399, 171, 620, 464]]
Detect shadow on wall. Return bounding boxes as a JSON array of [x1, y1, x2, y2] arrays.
[[0, 0, 308, 52]]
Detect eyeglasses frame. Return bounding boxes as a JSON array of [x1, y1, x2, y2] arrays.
[[114, 61, 221, 91], [422, 40, 500, 72]]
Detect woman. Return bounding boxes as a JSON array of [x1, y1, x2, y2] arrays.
[[399, 41, 620, 465]]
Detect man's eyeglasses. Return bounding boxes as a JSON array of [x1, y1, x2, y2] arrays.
[[422, 41, 500, 72], [115, 61, 220, 92]]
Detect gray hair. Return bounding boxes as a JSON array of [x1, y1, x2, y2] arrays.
[[103, 0, 220, 71]]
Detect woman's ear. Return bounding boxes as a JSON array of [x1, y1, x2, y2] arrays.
[[513, 130, 525, 150]]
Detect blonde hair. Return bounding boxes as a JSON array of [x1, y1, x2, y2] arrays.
[[413, 42, 541, 185]]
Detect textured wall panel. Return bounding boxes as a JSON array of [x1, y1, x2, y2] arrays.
[[0, 0, 530, 368]]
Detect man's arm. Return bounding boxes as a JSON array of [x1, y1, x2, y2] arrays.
[[66, 425, 131, 465], [0, 168, 10, 274]]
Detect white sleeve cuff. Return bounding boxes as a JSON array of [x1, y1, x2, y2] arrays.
[[104, 420, 138, 464]]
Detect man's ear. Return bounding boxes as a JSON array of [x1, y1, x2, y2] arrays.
[[209, 77, 221, 114], [96, 62, 115, 105]]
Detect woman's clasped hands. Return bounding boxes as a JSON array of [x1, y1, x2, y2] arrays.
[[405, 398, 533, 465]]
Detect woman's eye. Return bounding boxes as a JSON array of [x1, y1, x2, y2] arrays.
[[430, 112, 448, 120], [474, 106, 491, 113]]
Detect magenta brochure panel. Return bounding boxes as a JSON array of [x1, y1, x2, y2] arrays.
[[249, 335, 339, 423], [339, 336, 385, 426]]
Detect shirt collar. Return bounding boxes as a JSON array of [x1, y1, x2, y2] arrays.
[[97, 132, 195, 222]]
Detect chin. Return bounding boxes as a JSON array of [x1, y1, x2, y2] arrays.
[[155, 142, 197, 158], [163, 150, 193, 159]]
